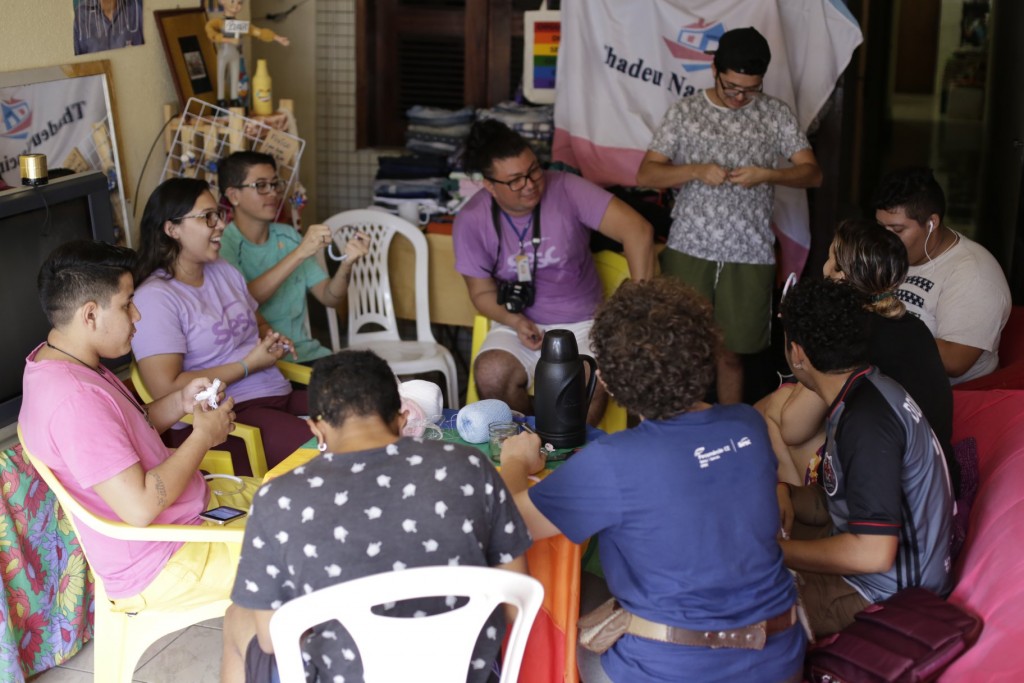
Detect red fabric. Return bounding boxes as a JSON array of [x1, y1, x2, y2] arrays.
[[512, 608, 566, 683], [939, 390, 1024, 681], [955, 307, 1024, 391]]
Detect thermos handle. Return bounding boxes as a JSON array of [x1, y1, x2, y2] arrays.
[[581, 354, 598, 411]]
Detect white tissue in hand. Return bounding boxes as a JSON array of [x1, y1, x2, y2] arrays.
[[456, 399, 513, 443], [194, 379, 222, 409]]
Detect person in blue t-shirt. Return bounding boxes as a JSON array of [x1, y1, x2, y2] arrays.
[[218, 152, 369, 363], [500, 278, 805, 683]]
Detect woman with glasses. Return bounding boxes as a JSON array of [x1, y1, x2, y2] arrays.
[[132, 177, 311, 475], [637, 26, 822, 405], [453, 119, 654, 424], [216, 151, 369, 364]]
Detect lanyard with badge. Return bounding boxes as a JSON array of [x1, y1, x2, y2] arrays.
[[489, 200, 541, 283], [489, 200, 541, 313]]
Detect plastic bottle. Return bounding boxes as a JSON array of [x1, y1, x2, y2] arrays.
[[251, 59, 273, 115]]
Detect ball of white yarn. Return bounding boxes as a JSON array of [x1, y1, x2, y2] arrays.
[[456, 399, 513, 443]]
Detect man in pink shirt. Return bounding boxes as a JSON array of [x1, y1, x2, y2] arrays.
[[19, 240, 242, 609]]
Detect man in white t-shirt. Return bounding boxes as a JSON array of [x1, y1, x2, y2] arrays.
[[873, 167, 1011, 384]]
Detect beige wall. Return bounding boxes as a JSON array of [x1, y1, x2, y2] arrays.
[[0, 0, 206, 243], [0, 0, 383, 234], [250, 0, 319, 221], [0, 0, 331, 241]]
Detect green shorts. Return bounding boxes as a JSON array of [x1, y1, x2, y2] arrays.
[[659, 248, 774, 354]]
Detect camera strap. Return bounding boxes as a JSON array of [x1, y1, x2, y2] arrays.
[[489, 199, 541, 283]]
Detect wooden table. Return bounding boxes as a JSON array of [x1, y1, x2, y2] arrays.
[[388, 231, 477, 328], [264, 443, 582, 683]]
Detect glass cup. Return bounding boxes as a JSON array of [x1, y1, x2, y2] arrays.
[[488, 421, 521, 462]]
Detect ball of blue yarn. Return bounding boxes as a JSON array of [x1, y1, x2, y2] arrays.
[[456, 399, 514, 443]]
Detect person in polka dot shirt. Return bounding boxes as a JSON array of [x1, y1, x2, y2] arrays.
[[221, 350, 532, 682]]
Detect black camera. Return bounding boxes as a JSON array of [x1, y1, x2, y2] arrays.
[[497, 280, 535, 313]]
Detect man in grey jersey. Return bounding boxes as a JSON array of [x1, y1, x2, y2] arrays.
[[776, 278, 953, 637]]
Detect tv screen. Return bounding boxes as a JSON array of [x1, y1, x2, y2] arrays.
[[0, 171, 116, 427]]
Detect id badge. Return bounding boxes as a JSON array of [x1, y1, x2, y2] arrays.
[[515, 253, 532, 282]]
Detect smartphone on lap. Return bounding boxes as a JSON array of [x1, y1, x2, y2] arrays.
[[199, 505, 247, 525]]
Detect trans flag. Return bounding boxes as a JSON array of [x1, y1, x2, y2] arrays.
[[553, 0, 862, 278]]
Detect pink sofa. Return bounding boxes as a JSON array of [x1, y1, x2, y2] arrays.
[[939, 389, 1024, 680]]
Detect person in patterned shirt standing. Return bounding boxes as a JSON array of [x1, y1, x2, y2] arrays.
[[637, 26, 823, 404], [221, 350, 532, 683]]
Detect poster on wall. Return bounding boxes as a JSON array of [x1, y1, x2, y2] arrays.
[[0, 69, 131, 244], [523, 9, 561, 105], [553, 0, 863, 278], [72, 0, 145, 55]]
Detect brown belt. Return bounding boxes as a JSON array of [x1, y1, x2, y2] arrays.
[[625, 606, 797, 651]]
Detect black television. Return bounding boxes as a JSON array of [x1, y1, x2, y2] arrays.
[[0, 171, 117, 428]]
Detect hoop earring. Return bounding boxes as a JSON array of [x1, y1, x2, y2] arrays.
[[317, 441, 327, 453]]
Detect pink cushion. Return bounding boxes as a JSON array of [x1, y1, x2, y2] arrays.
[[939, 390, 1024, 681]]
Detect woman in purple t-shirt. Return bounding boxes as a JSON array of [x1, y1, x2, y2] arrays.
[[132, 178, 310, 474]]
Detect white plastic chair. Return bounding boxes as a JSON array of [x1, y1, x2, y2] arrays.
[[322, 209, 460, 408], [269, 565, 544, 683]]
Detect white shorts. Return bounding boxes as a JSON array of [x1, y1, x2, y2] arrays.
[[477, 319, 595, 390]]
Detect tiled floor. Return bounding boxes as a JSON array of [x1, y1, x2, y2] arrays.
[[30, 618, 224, 683]]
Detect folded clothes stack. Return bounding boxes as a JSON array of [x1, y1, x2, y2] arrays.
[[373, 156, 450, 221], [476, 101, 555, 163], [370, 105, 481, 221], [404, 105, 476, 160]]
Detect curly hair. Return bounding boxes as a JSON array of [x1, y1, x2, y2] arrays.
[[871, 166, 946, 226], [460, 119, 531, 177], [831, 218, 907, 318], [309, 350, 401, 428], [780, 278, 869, 373], [590, 277, 719, 419]]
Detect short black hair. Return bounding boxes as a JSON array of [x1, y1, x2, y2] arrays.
[[217, 151, 277, 193], [780, 278, 869, 373], [460, 120, 531, 177], [38, 240, 136, 327], [713, 27, 771, 76], [591, 277, 719, 419], [871, 166, 946, 226], [309, 351, 402, 427]]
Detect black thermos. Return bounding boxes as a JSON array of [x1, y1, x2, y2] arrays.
[[534, 329, 597, 449]]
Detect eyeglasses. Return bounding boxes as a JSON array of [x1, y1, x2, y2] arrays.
[[235, 179, 286, 195], [485, 165, 543, 192], [173, 208, 227, 228], [716, 74, 763, 99]]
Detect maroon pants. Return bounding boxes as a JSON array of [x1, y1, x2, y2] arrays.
[[164, 389, 310, 476]]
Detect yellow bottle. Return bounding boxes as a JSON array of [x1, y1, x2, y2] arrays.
[[251, 59, 274, 115]]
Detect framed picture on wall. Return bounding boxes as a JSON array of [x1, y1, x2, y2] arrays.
[[155, 8, 218, 108]]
